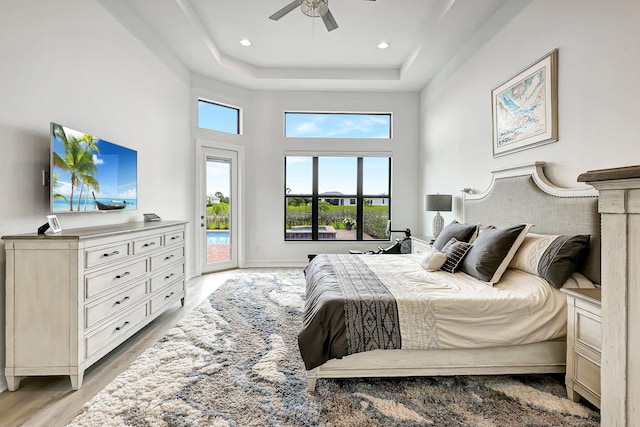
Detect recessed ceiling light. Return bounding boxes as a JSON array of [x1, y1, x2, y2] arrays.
[[377, 41, 390, 50], [240, 38, 252, 47]]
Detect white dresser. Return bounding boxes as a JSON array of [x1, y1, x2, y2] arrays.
[[2, 220, 187, 390]]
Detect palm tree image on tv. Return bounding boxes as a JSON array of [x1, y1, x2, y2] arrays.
[[51, 123, 137, 212]]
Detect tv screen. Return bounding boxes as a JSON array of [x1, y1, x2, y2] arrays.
[[50, 122, 137, 213]]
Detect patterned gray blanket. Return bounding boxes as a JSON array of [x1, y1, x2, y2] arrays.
[[299, 254, 401, 370]]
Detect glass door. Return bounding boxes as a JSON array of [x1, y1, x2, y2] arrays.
[[201, 147, 238, 273]]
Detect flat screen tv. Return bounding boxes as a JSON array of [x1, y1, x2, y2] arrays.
[[50, 122, 137, 213]]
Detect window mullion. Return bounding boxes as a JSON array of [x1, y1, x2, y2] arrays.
[[357, 157, 363, 240], [312, 157, 319, 241]]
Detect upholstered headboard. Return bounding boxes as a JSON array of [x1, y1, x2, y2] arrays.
[[463, 162, 600, 284]]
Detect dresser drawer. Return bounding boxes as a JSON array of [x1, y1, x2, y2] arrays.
[[85, 304, 147, 358], [150, 263, 184, 293], [85, 281, 147, 329], [150, 281, 184, 315], [133, 234, 163, 254], [150, 246, 184, 271], [164, 230, 184, 246], [85, 241, 130, 269], [574, 352, 601, 398], [85, 259, 148, 299], [576, 309, 601, 353]]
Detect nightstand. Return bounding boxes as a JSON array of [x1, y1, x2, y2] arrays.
[[562, 287, 601, 409], [411, 236, 433, 254]]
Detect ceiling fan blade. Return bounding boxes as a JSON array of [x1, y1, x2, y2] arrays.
[[322, 9, 338, 31], [269, 0, 300, 21]]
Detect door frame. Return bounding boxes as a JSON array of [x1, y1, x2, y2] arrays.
[[195, 139, 245, 275]]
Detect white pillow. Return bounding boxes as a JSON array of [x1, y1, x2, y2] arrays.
[[419, 251, 447, 272]]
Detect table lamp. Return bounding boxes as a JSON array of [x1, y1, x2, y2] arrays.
[[425, 194, 452, 239]]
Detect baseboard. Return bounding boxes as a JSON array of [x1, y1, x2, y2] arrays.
[[0, 369, 7, 393], [243, 260, 307, 268]]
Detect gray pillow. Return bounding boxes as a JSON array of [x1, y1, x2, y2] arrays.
[[509, 233, 590, 288], [433, 221, 478, 251], [460, 224, 528, 284], [440, 238, 473, 273]]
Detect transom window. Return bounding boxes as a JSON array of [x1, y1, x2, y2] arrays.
[[285, 112, 392, 138], [285, 156, 391, 241], [198, 99, 241, 134]]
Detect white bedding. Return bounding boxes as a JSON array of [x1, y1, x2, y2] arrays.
[[360, 253, 568, 350]]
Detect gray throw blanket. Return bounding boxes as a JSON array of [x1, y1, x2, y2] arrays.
[[299, 254, 401, 370]]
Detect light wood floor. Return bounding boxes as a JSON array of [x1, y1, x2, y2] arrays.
[[0, 267, 302, 427]]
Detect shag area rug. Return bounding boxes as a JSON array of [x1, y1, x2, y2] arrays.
[[68, 272, 600, 426]]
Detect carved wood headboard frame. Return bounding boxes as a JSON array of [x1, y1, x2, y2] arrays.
[[462, 162, 600, 284]]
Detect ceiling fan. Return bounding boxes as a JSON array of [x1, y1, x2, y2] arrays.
[[269, 0, 376, 32]]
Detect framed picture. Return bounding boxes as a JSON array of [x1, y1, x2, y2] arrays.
[[46, 214, 62, 233], [492, 49, 558, 157]]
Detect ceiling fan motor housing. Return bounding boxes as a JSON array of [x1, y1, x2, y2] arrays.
[[300, 0, 329, 17]]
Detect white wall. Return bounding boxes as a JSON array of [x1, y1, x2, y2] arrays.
[[192, 76, 421, 267], [420, 0, 640, 235], [0, 0, 191, 392]]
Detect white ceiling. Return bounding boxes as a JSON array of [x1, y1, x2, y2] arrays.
[[99, 0, 524, 92]]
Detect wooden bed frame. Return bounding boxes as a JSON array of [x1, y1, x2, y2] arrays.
[[306, 162, 600, 391]]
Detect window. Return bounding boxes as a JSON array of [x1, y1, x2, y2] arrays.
[[285, 156, 391, 241], [198, 99, 240, 134], [285, 112, 392, 138]]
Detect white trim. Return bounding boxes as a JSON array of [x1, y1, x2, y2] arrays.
[[463, 161, 598, 201], [284, 150, 393, 157]]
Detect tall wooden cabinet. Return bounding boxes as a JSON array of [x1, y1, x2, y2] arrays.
[[578, 165, 640, 426], [2, 220, 187, 390]]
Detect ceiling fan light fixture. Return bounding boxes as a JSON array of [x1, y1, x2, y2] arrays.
[[300, 0, 329, 18]]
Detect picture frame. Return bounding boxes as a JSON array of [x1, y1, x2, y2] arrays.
[[492, 49, 558, 157], [47, 214, 62, 233]]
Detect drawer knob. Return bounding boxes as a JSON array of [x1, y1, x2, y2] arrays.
[[143, 242, 157, 248], [115, 272, 131, 279], [170, 236, 180, 240], [114, 296, 130, 305], [103, 250, 120, 257], [115, 321, 130, 331], [165, 273, 175, 280], [164, 255, 175, 261], [165, 291, 175, 299]]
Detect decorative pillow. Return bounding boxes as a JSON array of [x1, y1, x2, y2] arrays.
[[440, 238, 473, 273], [460, 223, 532, 285], [419, 250, 448, 272], [433, 221, 479, 251], [563, 272, 596, 289], [509, 233, 590, 288]]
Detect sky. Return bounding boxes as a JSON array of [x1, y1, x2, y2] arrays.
[[286, 156, 389, 195], [285, 113, 391, 138], [206, 160, 230, 198]]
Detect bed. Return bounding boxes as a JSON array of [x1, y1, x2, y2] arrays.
[[300, 162, 600, 392]]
